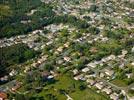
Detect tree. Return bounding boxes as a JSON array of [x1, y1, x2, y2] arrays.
[[15, 94, 26, 100], [89, 5, 99, 12], [79, 83, 86, 91], [46, 94, 57, 100], [74, 59, 85, 70], [0, 43, 37, 77], [44, 63, 54, 71], [24, 50, 34, 59]]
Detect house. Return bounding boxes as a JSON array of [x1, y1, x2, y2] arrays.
[[47, 75, 54, 80], [24, 67, 30, 73], [64, 42, 69, 48], [0, 92, 7, 100], [131, 62, 134, 66], [100, 72, 105, 78], [131, 47, 134, 52], [0, 76, 8, 82], [90, 47, 98, 53], [41, 44, 46, 49], [107, 55, 116, 60], [86, 79, 96, 86], [84, 75, 91, 79], [46, 34, 53, 39], [122, 50, 128, 55], [42, 71, 50, 79], [102, 88, 112, 95], [54, 51, 59, 55], [127, 95, 134, 100], [32, 30, 39, 34], [27, 9, 37, 16], [88, 40, 93, 44], [110, 93, 119, 100], [11, 82, 21, 92], [101, 58, 107, 62], [72, 69, 79, 75], [104, 69, 114, 76], [95, 82, 104, 90], [56, 59, 64, 64], [82, 67, 90, 73], [88, 72, 96, 77], [87, 62, 96, 68], [63, 57, 71, 62], [9, 70, 17, 77], [118, 55, 125, 59], [101, 37, 109, 42], [34, 47, 40, 51], [20, 20, 31, 24], [46, 41, 53, 45], [126, 73, 133, 79], [74, 74, 84, 81], [57, 46, 63, 52], [129, 11, 134, 18], [119, 63, 125, 68]]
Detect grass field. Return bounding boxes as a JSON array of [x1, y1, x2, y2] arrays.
[[38, 74, 108, 100], [110, 79, 128, 87], [0, 4, 12, 18]]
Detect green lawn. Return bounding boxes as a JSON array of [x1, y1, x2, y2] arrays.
[[71, 89, 107, 100], [38, 74, 108, 100], [110, 79, 128, 87], [0, 4, 12, 18]]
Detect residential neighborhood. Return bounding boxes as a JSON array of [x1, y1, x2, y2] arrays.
[[0, 0, 134, 100]]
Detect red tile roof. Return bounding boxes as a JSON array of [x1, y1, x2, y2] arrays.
[[0, 92, 7, 100]]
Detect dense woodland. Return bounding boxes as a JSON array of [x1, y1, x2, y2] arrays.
[[0, 44, 37, 77], [0, 0, 89, 38], [0, 0, 42, 38]]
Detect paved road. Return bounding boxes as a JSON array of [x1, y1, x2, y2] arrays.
[[64, 92, 73, 100], [0, 80, 16, 92]]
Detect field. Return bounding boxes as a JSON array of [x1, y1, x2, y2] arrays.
[[110, 79, 128, 87], [38, 74, 108, 100], [0, 5, 12, 18]]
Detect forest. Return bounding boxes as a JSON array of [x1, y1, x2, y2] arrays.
[[0, 0, 89, 38], [0, 44, 37, 77]]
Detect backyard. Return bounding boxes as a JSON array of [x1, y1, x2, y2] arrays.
[[38, 74, 108, 100]]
